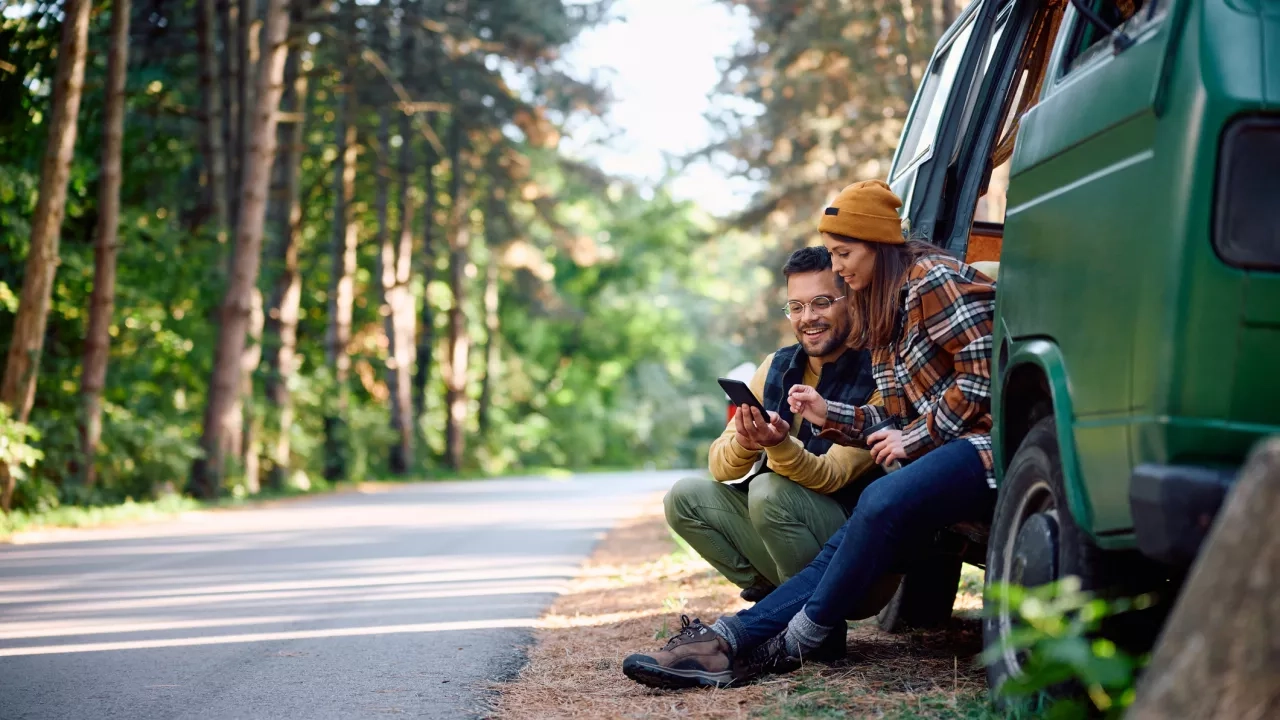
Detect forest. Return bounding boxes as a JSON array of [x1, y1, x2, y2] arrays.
[[0, 0, 958, 516]]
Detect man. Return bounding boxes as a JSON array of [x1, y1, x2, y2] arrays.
[[665, 246, 880, 603]]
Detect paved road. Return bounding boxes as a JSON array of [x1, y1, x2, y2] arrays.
[[0, 471, 684, 719]]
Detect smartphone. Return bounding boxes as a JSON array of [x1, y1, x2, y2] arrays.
[[717, 378, 767, 414]]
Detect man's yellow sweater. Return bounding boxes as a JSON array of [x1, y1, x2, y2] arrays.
[[708, 352, 879, 494]]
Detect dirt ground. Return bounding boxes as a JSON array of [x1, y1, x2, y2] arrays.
[[489, 497, 995, 719]]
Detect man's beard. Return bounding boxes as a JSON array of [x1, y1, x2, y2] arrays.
[[795, 322, 848, 358]]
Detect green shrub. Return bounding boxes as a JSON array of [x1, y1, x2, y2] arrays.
[[983, 577, 1153, 718], [1, 402, 45, 506]]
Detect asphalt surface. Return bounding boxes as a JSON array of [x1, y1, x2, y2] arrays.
[[0, 470, 685, 719]]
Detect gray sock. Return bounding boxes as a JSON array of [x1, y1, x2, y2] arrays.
[[709, 618, 739, 655], [784, 608, 832, 658]]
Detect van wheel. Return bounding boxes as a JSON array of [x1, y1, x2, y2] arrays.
[[878, 552, 964, 632], [983, 417, 1104, 695]]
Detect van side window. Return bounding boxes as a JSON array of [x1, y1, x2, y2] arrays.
[[893, 21, 976, 179], [951, 19, 1011, 165], [1062, 0, 1163, 75]]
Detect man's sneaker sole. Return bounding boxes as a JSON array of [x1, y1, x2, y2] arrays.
[[622, 654, 735, 690]]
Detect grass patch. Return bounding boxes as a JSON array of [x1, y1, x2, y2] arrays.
[[752, 673, 866, 719], [883, 691, 1003, 720], [752, 669, 1001, 720], [0, 493, 202, 538]]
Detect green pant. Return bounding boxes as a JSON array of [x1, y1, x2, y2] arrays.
[[664, 473, 849, 589]]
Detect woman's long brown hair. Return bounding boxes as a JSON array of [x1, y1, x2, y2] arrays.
[[832, 235, 939, 350]]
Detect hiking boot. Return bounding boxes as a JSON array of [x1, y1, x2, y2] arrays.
[[734, 623, 848, 683], [622, 615, 735, 690], [733, 631, 802, 683], [739, 578, 776, 603]]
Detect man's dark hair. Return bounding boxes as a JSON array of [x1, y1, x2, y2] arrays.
[[782, 246, 846, 290]]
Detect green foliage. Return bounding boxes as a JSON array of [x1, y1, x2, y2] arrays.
[[93, 402, 205, 498], [0, 402, 44, 488], [482, 174, 752, 473], [983, 577, 1152, 718], [708, 0, 952, 238]]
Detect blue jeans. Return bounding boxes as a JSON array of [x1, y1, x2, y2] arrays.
[[715, 439, 994, 651]]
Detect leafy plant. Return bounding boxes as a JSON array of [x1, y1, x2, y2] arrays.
[[983, 577, 1153, 718], [0, 401, 43, 483]]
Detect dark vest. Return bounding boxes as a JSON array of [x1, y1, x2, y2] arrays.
[[762, 344, 876, 455], [737, 344, 877, 506]]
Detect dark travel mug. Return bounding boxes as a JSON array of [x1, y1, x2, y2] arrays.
[[863, 415, 902, 473]]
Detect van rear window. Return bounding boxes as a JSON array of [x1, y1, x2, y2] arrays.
[[1213, 116, 1280, 271]]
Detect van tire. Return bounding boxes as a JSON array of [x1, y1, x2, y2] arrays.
[[878, 552, 964, 632], [983, 417, 1105, 695]]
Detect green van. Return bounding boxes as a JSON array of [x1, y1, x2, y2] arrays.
[[877, 0, 1279, 691]]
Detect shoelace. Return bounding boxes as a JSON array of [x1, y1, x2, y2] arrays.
[[663, 614, 704, 649]]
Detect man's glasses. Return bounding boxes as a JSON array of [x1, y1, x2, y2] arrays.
[[782, 295, 845, 318]]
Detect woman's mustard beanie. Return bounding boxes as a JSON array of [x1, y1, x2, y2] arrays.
[[817, 180, 904, 245]]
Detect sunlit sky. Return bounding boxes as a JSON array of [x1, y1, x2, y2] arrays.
[[560, 0, 761, 217]]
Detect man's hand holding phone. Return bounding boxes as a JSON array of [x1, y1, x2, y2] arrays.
[[716, 377, 789, 449], [734, 405, 790, 449]]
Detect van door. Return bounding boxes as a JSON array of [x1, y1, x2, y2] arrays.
[[935, 0, 1048, 258], [887, 0, 999, 240], [1000, 0, 1173, 534]]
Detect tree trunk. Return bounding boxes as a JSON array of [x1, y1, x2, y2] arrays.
[[239, 0, 259, 201], [443, 118, 470, 471], [477, 256, 499, 435], [0, 0, 93, 512], [221, 0, 241, 231], [1129, 438, 1280, 720], [477, 203, 499, 436], [323, 68, 359, 482], [263, 45, 307, 491], [383, 32, 416, 475], [374, 106, 395, 469], [412, 112, 439, 427], [232, 0, 263, 492], [239, 288, 264, 493], [197, 0, 228, 240], [192, 0, 292, 499], [389, 128, 418, 475], [79, 0, 131, 489]]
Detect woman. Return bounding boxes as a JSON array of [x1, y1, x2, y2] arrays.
[[621, 179, 998, 690]]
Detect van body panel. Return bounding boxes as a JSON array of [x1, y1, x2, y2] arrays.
[[999, 1, 1275, 538], [1130, 0, 1280, 506], [993, 335, 1095, 531]]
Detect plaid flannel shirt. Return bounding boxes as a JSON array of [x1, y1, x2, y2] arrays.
[[817, 255, 997, 487]]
